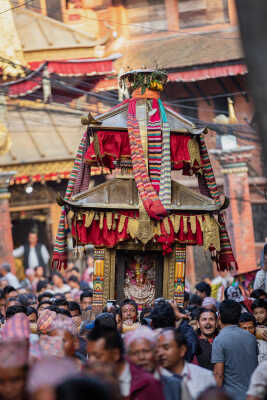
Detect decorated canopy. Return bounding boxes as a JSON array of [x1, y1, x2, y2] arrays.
[[52, 70, 237, 272]]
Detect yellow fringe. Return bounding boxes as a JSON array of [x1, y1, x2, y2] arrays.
[[118, 215, 126, 233], [68, 210, 74, 220], [203, 214, 220, 251], [197, 215, 204, 231], [188, 138, 202, 173], [99, 212, 104, 230], [174, 215, 181, 233], [106, 212, 112, 230], [183, 216, 188, 234], [163, 217, 170, 235], [127, 218, 139, 239], [85, 211, 95, 228], [190, 215, 196, 234]]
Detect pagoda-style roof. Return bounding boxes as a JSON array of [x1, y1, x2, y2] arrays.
[[65, 177, 220, 212], [114, 31, 243, 72], [88, 101, 204, 134]]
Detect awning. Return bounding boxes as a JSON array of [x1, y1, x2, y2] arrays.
[[9, 76, 42, 98], [29, 57, 115, 77], [168, 63, 247, 82], [2, 56, 118, 98]]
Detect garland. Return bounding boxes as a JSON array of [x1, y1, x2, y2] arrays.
[[125, 71, 167, 95]]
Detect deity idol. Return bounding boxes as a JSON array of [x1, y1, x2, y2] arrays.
[[124, 255, 156, 308]]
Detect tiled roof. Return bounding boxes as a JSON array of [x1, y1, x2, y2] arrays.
[[115, 31, 244, 71]]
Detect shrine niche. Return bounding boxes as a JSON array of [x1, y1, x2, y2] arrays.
[[53, 69, 238, 313], [115, 251, 163, 309]]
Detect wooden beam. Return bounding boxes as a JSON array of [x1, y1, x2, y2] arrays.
[[217, 77, 228, 93], [194, 82, 211, 105], [182, 82, 195, 98], [230, 76, 249, 102]]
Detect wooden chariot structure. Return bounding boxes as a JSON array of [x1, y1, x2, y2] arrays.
[[57, 70, 236, 312]]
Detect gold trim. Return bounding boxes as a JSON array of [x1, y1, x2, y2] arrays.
[[109, 249, 116, 300], [167, 250, 176, 300], [0, 193, 11, 199], [0, 161, 73, 179], [163, 251, 176, 299], [103, 248, 111, 303]]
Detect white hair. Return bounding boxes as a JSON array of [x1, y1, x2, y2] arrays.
[[124, 326, 156, 351]]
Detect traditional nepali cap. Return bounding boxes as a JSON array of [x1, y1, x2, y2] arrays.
[[1, 313, 30, 340], [0, 340, 29, 367], [39, 335, 64, 358], [225, 286, 244, 303], [27, 356, 79, 393], [202, 297, 217, 307], [51, 314, 77, 336], [37, 309, 57, 334], [124, 326, 156, 350], [29, 341, 41, 364]]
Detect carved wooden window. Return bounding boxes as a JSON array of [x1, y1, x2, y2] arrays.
[[178, 0, 230, 29], [125, 0, 167, 36]]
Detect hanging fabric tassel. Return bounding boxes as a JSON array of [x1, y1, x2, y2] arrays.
[[218, 214, 238, 271], [147, 99, 162, 192], [198, 135, 221, 206], [52, 132, 90, 270], [127, 98, 167, 220], [158, 99, 172, 205]]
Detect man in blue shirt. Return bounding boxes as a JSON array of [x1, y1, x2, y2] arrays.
[[212, 300, 258, 400]]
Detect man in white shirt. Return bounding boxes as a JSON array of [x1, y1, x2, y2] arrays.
[[13, 230, 49, 273], [157, 328, 216, 399], [0, 263, 20, 289]]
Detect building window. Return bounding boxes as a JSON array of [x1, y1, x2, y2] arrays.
[[252, 203, 267, 242], [125, 0, 167, 36], [178, 0, 230, 29]]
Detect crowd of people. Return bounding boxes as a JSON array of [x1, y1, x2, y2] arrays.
[[0, 255, 267, 400]]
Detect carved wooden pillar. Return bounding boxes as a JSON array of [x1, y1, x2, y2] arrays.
[[92, 247, 116, 313], [174, 243, 186, 306], [92, 248, 105, 314]]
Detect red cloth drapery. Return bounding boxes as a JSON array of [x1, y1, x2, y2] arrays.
[[170, 134, 191, 168], [85, 130, 202, 174], [72, 212, 204, 249], [85, 131, 131, 169]]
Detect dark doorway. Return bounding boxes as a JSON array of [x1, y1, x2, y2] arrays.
[[11, 210, 51, 252]]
